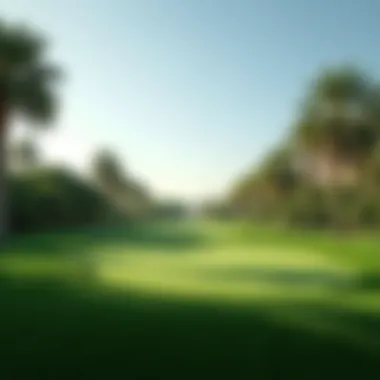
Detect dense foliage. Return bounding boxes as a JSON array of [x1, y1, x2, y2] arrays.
[[7, 142, 154, 234], [229, 66, 380, 229], [9, 167, 113, 233]]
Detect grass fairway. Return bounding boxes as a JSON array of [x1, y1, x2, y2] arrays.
[[1, 222, 380, 379]]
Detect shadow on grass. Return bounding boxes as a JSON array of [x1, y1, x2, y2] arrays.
[[356, 273, 380, 291], [2, 222, 380, 378], [4, 223, 207, 258], [1, 274, 380, 379], [201, 267, 354, 290]]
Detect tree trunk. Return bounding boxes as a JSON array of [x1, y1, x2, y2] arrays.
[[0, 99, 9, 240]]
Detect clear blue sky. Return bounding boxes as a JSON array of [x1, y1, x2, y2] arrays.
[[3, 0, 380, 201]]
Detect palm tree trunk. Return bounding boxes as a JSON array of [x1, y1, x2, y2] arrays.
[[0, 99, 9, 239]]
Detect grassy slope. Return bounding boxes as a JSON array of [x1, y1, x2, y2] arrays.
[[1, 222, 380, 379]]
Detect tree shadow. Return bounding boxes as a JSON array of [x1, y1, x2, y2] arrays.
[[4, 223, 207, 258], [201, 266, 354, 290], [3, 223, 380, 378], [355, 273, 380, 291], [0, 274, 379, 379]]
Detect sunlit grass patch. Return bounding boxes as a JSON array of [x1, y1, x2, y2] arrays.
[[2, 222, 380, 312], [96, 245, 358, 304], [2, 223, 380, 379]]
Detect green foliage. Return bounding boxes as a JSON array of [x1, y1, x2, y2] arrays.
[[229, 64, 380, 229], [0, 20, 62, 124], [7, 146, 155, 234], [0, 19, 64, 238], [91, 149, 125, 193], [296, 65, 380, 156], [9, 168, 112, 233], [90, 149, 153, 221], [153, 201, 189, 220], [9, 137, 40, 172]]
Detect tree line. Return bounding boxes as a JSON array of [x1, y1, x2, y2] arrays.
[[8, 138, 153, 233], [229, 65, 380, 229], [0, 19, 181, 238]]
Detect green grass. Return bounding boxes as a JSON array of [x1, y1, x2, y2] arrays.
[[1, 221, 380, 379]]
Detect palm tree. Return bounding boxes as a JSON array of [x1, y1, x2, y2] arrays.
[[300, 66, 379, 152], [292, 65, 380, 188], [0, 20, 62, 237]]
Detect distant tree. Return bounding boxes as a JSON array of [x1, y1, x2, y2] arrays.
[[229, 65, 380, 229], [9, 167, 109, 233], [9, 137, 40, 172], [91, 149, 125, 194], [91, 149, 154, 219], [120, 178, 153, 218], [294, 65, 379, 160], [0, 20, 62, 237]]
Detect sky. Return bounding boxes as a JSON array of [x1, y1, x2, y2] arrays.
[[2, 0, 380, 202]]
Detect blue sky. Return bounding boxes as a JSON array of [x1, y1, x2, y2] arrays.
[[2, 0, 380, 201]]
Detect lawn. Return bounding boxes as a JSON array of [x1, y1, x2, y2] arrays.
[[1, 221, 380, 379]]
